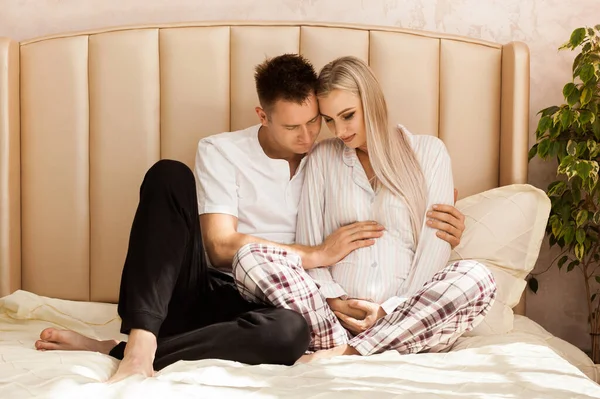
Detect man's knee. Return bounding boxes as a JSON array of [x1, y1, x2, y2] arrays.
[[252, 308, 310, 365], [144, 159, 194, 190], [269, 309, 311, 364]]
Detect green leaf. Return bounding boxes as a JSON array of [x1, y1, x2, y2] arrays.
[[589, 162, 598, 185], [575, 242, 585, 260], [549, 140, 560, 157], [593, 293, 598, 303], [548, 181, 567, 197], [570, 28, 587, 48], [589, 139, 600, 158], [558, 255, 569, 269], [583, 42, 593, 53], [572, 177, 582, 202], [537, 115, 553, 134], [560, 199, 573, 223], [575, 160, 593, 179], [528, 277, 539, 294], [538, 139, 552, 158], [596, 276, 600, 284], [564, 224, 575, 245], [563, 82, 577, 98], [593, 211, 600, 224], [561, 109, 573, 129], [580, 64, 595, 83], [567, 260, 578, 272], [539, 106, 561, 117], [557, 140, 568, 162], [528, 144, 539, 162], [576, 210, 589, 226], [549, 233, 558, 247], [589, 174, 599, 192], [580, 110, 595, 125], [573, 53, 584, 73], [552, 216, 563, 237], [577, 141, 588, 157], [577, 229, 586, 245], [560, 166, 577, 181], [567, 140, 577, 156], [593, 118, 600, 140], [581, 87, 593, 106], [567, 87, 581, 107]]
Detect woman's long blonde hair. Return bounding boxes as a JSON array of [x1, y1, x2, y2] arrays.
[[317, 56, 427, 241]]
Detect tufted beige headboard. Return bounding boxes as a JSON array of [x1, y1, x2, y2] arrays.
[[0, 22, 529, 312]]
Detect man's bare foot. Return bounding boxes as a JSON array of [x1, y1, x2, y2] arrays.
[[108, 329, 156, 383], [295, 344, 360, 364], [35, 328, 117, 354]]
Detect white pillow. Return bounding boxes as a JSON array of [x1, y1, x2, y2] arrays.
[[448, 184, 551, 335]]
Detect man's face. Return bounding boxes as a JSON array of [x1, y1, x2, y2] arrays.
[[260, 93, 322, 156]]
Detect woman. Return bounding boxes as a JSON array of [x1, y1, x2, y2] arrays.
[[233, 56, 496, 362]]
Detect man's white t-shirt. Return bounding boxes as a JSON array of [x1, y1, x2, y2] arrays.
[[194, 124, 308, 246]]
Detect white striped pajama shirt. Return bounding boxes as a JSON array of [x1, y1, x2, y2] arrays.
[[233, 126, 496, 354], [298, 126, 455, 313]]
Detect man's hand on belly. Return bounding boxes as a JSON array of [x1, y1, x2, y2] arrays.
[[314, 221, 385, 267]]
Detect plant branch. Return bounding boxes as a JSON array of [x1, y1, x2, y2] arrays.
[[584, 258, 593, 324], [531, 247, 570, 276], [591, 258, 600, 277]]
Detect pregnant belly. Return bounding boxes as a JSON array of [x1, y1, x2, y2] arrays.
[[329, 240, 414, 303]]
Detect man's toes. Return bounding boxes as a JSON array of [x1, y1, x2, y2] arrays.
[[35, 340, 60, 351], [40, 328, 57, 341]]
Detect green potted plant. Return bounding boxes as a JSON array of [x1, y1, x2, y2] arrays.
[[528, 24, 600, 363]]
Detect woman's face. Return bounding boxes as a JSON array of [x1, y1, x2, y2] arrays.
[[318, 89, 367, 150]]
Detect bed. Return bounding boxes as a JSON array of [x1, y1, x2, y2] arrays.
[[1, 21, 599, 398], [1, 290, 599, 398]]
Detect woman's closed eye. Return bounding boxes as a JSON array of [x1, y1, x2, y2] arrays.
[[323, 116, 333, 123], [342, 112, 355, 121]]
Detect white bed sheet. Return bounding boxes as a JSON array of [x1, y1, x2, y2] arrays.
[[1, 290, 599, 399]]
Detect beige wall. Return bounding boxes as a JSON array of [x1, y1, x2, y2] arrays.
[[1, 0, 599, 351]]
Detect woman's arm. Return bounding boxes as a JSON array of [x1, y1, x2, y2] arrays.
[[402, 137, 455, 297]]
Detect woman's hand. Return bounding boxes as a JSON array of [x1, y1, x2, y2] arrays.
[[327, 297, 367, 320], [428, 188, 466, 249], [332, 299, 386, 335]]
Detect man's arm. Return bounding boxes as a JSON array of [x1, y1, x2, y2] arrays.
[[200, 213, 384, 272], [200, 213, 317, 271]]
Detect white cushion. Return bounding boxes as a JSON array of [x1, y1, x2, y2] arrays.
[[448, 184, 551, 335]]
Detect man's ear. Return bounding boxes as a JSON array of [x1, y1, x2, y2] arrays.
[[255, 107, 269, 126]]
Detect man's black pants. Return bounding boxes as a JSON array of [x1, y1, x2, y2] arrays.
[[108, 160, 310, 370]]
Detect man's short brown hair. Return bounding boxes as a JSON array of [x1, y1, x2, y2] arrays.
[[254, 54, 318, 114]]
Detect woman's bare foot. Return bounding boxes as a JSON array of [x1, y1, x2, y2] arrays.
[[35, 328, 117, 354], [295, 344, 360, 364], [108, 329, 156, 383]]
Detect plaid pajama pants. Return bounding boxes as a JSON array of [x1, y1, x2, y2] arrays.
[[232, 243, 496, 355]]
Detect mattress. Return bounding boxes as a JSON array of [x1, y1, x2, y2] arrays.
[[1, 290, 599, 398]]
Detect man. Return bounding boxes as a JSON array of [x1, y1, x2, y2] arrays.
[[35, 54, 466, 381]]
